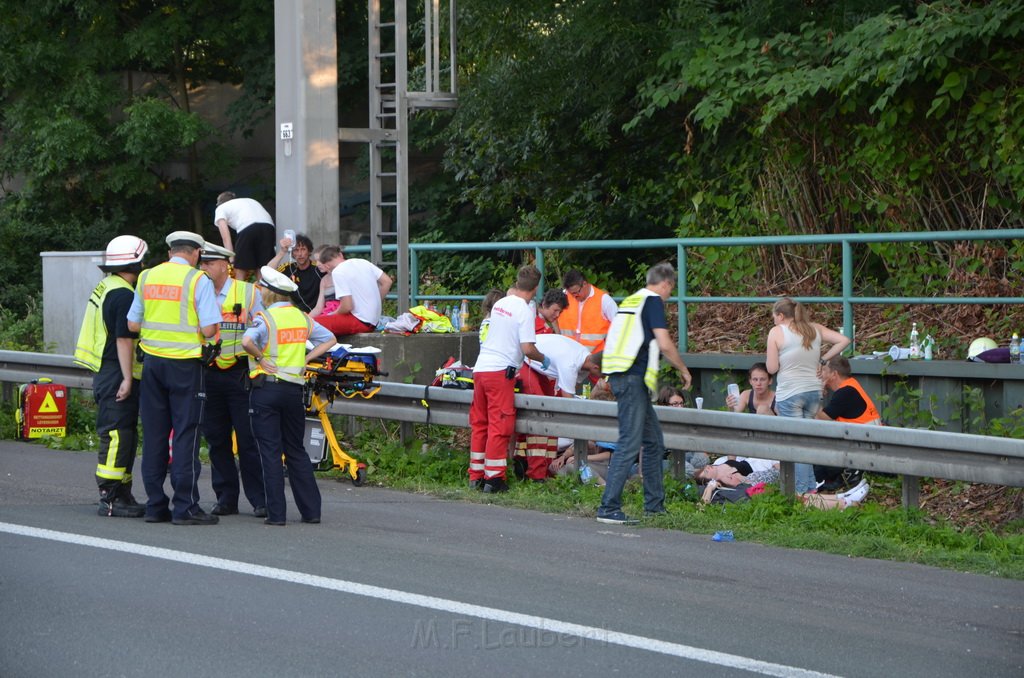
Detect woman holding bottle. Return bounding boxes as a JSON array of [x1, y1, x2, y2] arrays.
[[765, 297, 850, 494]]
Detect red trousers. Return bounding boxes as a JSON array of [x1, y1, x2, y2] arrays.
[[515, 367, 557, 479], [314, 312, 374, 336], [469, 370, 516, 480]]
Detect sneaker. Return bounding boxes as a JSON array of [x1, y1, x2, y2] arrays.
[[595, 511, 639, 525], [836, 478, 868, 500], [481, 478, 509, 494], [841, 482, 870, 507], [172, 509, 220, 526], [253, 506, 268, 518], [210, 503, 239, 516], [98, 500, 145, 518]]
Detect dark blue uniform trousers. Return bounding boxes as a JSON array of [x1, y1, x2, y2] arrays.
[[203, 364, 266, 511], [93, 362, 140, 498], [249, 380, 321, 524], [140, 356, 206, 521]]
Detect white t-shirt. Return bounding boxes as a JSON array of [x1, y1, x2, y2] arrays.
[[330, 258, 386, 325], [474, 295, 536, 372], [712, 456, 777, 474], [525, 334, 590, 395], [214, 198, 274, 233]]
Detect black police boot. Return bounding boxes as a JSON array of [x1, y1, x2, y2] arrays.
[[98, 487, 145, 518]]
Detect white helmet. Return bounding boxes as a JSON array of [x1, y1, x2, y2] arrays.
[[967, 337, 997, 360], [104, 235, 148, 267]]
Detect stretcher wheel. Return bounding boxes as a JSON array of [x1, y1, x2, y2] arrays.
[[351, 466, 367, 487]]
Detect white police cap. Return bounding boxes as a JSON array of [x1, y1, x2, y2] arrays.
[[200, 243, 234, 261], [165, 230, 205, 249], [258, 265, 298, 294]]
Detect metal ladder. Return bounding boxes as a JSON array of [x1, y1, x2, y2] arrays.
[[342, 0, 457, 313]]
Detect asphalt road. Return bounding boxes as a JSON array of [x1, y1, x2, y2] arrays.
[[1, 440, 1021, 677]]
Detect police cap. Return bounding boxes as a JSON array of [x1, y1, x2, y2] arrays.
[[200, 243, 234, 261], [165, 230, 205, 249], [258, 266, 298, 295]]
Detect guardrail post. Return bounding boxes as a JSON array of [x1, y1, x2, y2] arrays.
[[411, 249, 420, 308], [901, 475, 921, 510], [842, 240, 854, 339], [778, 461, 796, 497], [677, 243, 687, 354]]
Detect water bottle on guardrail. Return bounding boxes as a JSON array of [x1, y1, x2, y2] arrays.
[[1011, 333, 1021, 364], [909, 322, 921, 360]]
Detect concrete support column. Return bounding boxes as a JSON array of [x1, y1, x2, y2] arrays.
[[274, 0, 339, 247]]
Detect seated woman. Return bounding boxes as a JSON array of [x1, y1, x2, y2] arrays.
[[656, 386, 709, 477], [726, 362, 776, 415], [549, 379, 615, 484]]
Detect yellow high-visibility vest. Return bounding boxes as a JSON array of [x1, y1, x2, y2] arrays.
[[214, 279, 258, 369], [601, 289, 660, 395], [74, 274, 142, 379], [249, 305, 311, 384], [138, 262, 204, 359]]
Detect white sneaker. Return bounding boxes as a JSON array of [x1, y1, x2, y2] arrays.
[[841, 482, 870, 507], [837, 478, 867, 500]]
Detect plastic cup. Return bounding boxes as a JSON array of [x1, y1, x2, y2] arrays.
[[695, 397, 704, 410], [727, 383, 739, 400]]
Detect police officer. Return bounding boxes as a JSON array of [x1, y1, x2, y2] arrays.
[[74, 235, 149, 517], [241, 266, 336, 525], [198, 243, 267, 518], [127, 231, 222, 525]]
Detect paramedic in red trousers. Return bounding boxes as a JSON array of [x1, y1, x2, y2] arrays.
[[198, 243, 267, 518], [241, 267, 336, 525], [73, 235, 149, 518], [516, 333, 602, 481], [313, 245, 393, 336], [595, 262, 692, 525], [127, 231, 223, 525], [558, 270, 618, 354], [469, 265, 550, 493]]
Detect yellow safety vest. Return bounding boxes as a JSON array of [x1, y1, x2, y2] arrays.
[[601, 289, 660, 395], [137, 262, 204, 359], [249, 305, 312, 385], [214, 279, 258, 369], [74, 274, 143, 380]]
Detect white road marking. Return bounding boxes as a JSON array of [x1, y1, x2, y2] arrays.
[[1, 522, 838, 677]]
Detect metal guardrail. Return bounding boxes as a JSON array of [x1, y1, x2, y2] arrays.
[[345, 228, 1024, 352], [4, 351, 1023, 505]]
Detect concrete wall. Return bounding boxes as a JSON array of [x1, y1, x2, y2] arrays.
[[41, 251, 105, 355]]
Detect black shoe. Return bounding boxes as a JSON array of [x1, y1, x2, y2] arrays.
[[468, 479, 484, 491], [172, 509, 219, 526], [301, 517, 321, 524], [145, 510, 172, 523], [530, 477, 547, 484], [513, 457, 527, 481], [481, 478, 509, 494], [98, 500, 145, 518], [253, 506, 268, 518], [264, 519, 286, 526], [210, 503, 239, 516]]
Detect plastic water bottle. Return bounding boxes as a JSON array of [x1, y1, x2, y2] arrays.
[[923, 334, 934, 361], [283, 229, 295, 250], [909, 322, 921, 360], [1011, 333, 1021, 364], [579, 462, 594, 484], [460, 299, 470, 331]]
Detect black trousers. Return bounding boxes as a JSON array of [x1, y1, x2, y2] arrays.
[[203, 364, 266, 511], [94, 363, 139, 497]]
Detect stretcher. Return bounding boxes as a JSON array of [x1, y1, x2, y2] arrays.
[[303, 344, 386, 486]]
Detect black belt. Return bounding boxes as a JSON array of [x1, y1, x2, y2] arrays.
[[263, 375, 301, 386]]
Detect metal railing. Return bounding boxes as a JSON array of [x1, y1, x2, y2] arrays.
[[3, 350, 1023, 507], [346, 228, 1024, 352]]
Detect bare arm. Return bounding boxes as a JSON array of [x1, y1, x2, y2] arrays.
[[816, 324, 851, 362], [766, 326, 782, 374], [335, 295, 354, 315], [241, 335, 276, 374], [305, 339, 335, 364], [216, 219, 233, 251], [653, 327, 692, 390], [200, 323, 219, 339], [521, 342, 544, 363], [266, 237, 293, 269], [727, 389, 751, 413], [127, 320, 141, 333], [115, 338, 135, 401], [815, 409, 834, 422], [377, 272, 393, 300]]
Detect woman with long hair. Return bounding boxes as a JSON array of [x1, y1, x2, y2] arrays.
[[765, 297, 849, 494]]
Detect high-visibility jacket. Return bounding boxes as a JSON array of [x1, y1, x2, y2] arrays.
[[214, 279, 258, 369], [74, 274, 142, 379], [834, 377, 882, 425], [137, 262, 205, 359], [558, 286, 611, 352], [601, 289, 660, 395], [249, 305, 312, 385]]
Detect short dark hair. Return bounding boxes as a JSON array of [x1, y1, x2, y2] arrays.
[[657, 386, 687, 407], [562, 269, 585, 289], [540, 289, 568, 310], [826, 356, 852, 378], [514, 265, 542, 293], [294, 234, 314, 251], [216, 191, 236, 206], [749, 362, 770, 377], [318, 245, 342, 264]]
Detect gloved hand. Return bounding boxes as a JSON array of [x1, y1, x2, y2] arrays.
[[540, 355, 551, 370]]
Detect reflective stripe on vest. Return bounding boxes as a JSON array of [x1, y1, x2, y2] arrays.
[[74, 275, 142, 379], [601, 290, 656, 374], [834, 377, 882, 425], [556, 287, 611, 352], [138, 263, 204, 359], [249, 305, 311, 384], [214, 280, 257, 369]]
